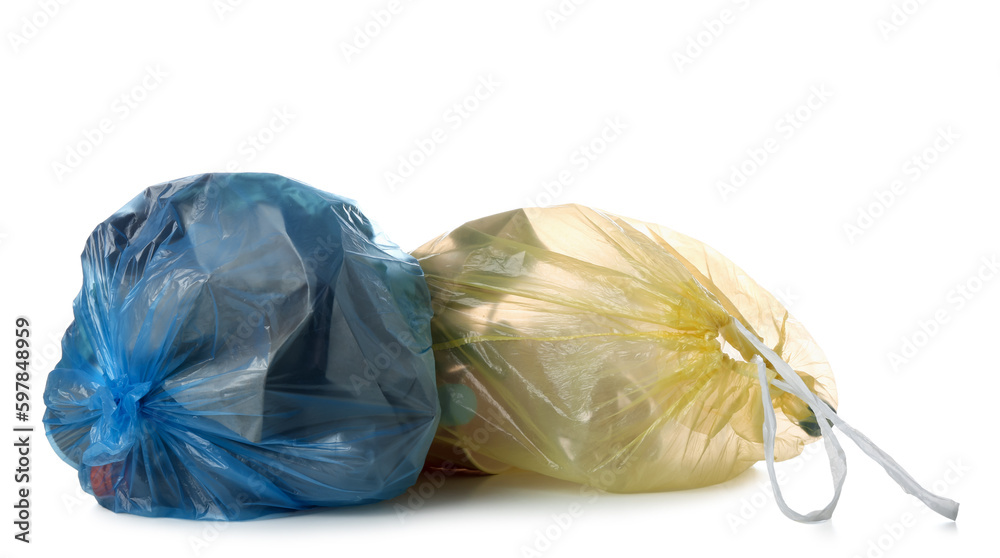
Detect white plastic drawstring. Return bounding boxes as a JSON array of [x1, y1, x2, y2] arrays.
[[732, 319, 960, 522]]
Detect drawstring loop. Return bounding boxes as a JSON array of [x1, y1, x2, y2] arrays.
[[733, 319, 959, 522]]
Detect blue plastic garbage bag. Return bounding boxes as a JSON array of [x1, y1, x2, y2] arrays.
[[43, 173, 439, 520]]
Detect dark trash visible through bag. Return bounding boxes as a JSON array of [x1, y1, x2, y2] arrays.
[[43, 173, 439, 520]]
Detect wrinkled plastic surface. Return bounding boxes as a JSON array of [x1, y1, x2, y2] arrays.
[[43, 173, 439, 520], [414, 205, 837, 492]]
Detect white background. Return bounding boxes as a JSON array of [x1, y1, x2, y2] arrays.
[[1, 1, 998, 557]]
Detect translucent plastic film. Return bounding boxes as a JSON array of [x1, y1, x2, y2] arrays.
[[43, 173, 439, 520], [414, 204, 838, 492]]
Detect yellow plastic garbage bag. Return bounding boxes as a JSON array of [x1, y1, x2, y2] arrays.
[[413, 204, 958, 522]]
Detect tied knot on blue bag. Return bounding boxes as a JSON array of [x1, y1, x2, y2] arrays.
[[82, 379, 152, 467]]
